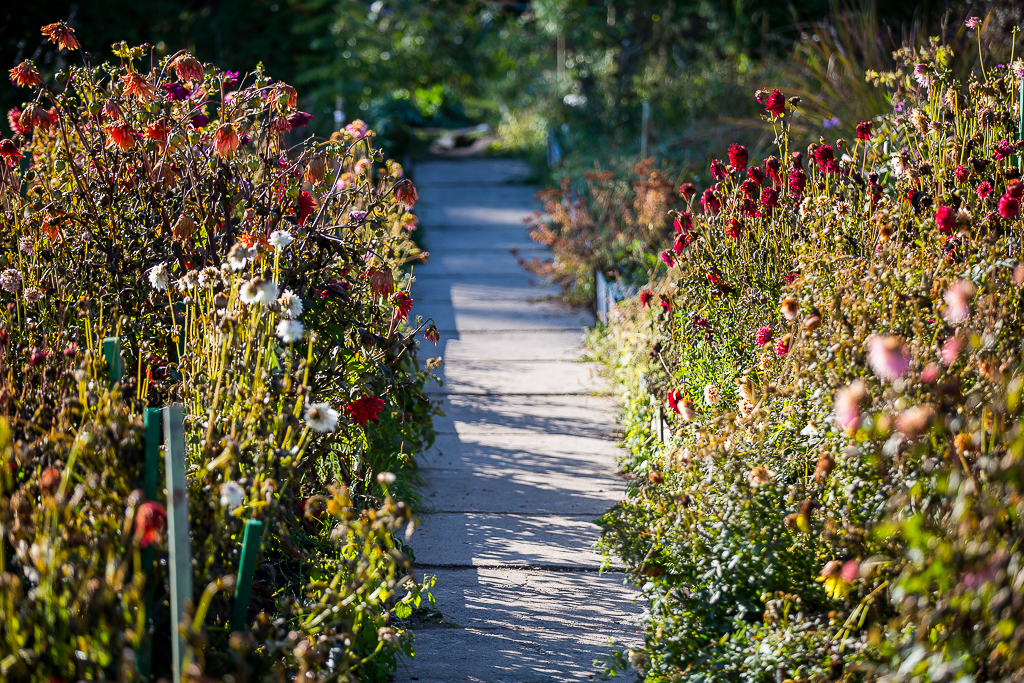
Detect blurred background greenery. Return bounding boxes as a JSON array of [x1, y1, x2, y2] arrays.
[[4, 1, 1022, 176]]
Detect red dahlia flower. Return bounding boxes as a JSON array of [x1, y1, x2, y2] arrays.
[[755, 326, 773, 345], [347, 395, 386, 425], [392, 291, 414, 320], [934, 206, 956, 233], [761, 187, 780, 209], [700, 188, 721, 214], [978, 181, 993, 199], [1007, 179, 1024, 199], [953, 165, 967, 184], [190, 113, 210, 129], [673, 212, 693, 233], [855, 120, 872, 140], [297, 191, 317, 225], [288, 111, 314, 129], [994, 139, 1014, 161], [727, 144, 748, 173], [765, 89, 785, 118], [813, 145, 839, 174], [162, 82, 190, 100], [999, 194, 1020, 219], [725, 218, 741, 240], [135, 501, 167, 548], [661, 250, 676, 266], [788, 169, 807, 195], [710, 159, 728, 181], [764, 156, 782, 185], [679, 183, 696, 199], [739, 178, 759, 199], [639, 290, 653, 308], [747, 166, 765, 186], [9, 61, 43, 88], [774, 335, 791, 357], [0, 139, 25, 166]]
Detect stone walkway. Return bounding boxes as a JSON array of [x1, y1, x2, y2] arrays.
[[396, 160, 640, 683]]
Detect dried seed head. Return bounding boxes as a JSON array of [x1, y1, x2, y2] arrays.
[[172, 214, 195, 241], [304, 155, 327, 185]]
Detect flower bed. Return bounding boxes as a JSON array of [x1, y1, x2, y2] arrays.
[[0, 23, 439, 681], [588, 26, 1024, 683]]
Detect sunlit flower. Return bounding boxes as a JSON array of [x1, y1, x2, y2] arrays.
[[9, 61, 42, 88], [395, 181, 419, 209], [700, 188, 721, 214], [297, 191, 316, 225], [942, 280, 975, 323], [765, 88, 785, 117], [104, 120, 137, 150], [661, 250, 675, 266], [0, 139, 25, 166], [965, 16, 981, 29], [346, 395, 386, 425], [276, 319, 305, 343], [148, 263, 170, 291], [679, 183, 696, 199], [761, 186, 780, 209], [345, 119, 369, 139], [162, 82, 190, 100], [41, 22, 79, 51], [214, 122, 239, 159], [304, 156, 327, 185], [780, 297, 799, 321], [135, 501, 166, 548], [953, 165, 967, 184], [227, 242, 256, 271], [674, 212, 693, 233], [269, 230, 294, 250], [23, 287, 43, 303], [725, 218, 741, 240], [998, 194, 1020, 219], [143, 119, 170, 146], [304, 402, 339, 432], [788, 169, 807, 195], [867, 334, 911, 381], [774, 334, 791, 357], [813, 145, 839, 174], [240, 277, 279, 306], [855, 120, 872, 140], [978, 181, 993, 199], [392, 291, 414, 320], [278, 290, 304, 319], [703, 384, 720, 407], [667, 389, 695, 421], [941, 336, 963, 365], [172, 214, 195, 241], [934, 205, 956, 234], [755, 326, 773, 346], [219, 481, 245, 510], [710, 158, 727, 181], [727, 144, 748, 173], [640, 290, 653, 308], [170, 53, 204, 82], [19, 104, 50, 131], [335, 172, 356, 191], [120, 71, 155, 102], [834, 379, 868, 433]]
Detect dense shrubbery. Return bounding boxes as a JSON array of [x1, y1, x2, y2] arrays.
[[0, 24, 438, 681], [584, 21, 1024, 683]]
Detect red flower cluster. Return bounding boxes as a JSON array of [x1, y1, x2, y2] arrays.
[[347, 395, 386, 425], [135, 501, 167, 548], [727, 144, 748, 173], [855, 120, 872, 140], [297, 191, 316, 225], [765, 89, 785, 118]]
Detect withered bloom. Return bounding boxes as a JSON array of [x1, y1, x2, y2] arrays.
[[101, 99, 123, 121], [104, 120, 137, 151], [170, 53, 204, 82], [41, 22, 80, 51], [214, 122, 239, 159], [172, 214, 195, 241], [9, 61, 43, 88], [304, 156, 327, 185], [394, 180, 418, 209], [18, 104, 50, 132], [120, 71, 155, 102]]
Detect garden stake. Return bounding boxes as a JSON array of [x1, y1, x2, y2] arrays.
[[163, 404, 192, 683], [136, 407, 162, 681], [232, 519, 265, 631], [102, 336, 123, 386], [1019, 76, 1023, 169]]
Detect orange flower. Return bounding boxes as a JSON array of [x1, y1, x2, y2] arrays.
[[266, 83, 297, 108], [120, 71, 155, 103], [9, 61, 43, 88], [101, 99, 123, 121], [214, 122, 239, 159], [143, 118, 170, 147], [41, 22, 80, 51], [170, 53, 204, 82], [104, 120, 137, 151]]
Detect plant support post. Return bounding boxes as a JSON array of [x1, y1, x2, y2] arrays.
[[163, 404, 192, 683], [232, 519, 264, 631]]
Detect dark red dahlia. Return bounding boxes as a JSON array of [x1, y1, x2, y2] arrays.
[[855, 120, 872, 141], [994, 139, 1014, 161], [765, 89, 785, 118], [190, 113, 210, 128], [1007, 179, 1024, 199], [392, 291, 414, 319], [679, 183, 696, 199], [813, 145, 839, 174], [755, 326, 773, 345], [162, 82, 190, 100], [672, 236, 685, 256], [934, 206, 956, 234], [700, 188, 721, 215], [761, 187, 780, 209], [288, 111, 314, 129], [747, 166, 765, 186], [710, 159, 728, 181], [0, 139, 25, 166], [788, 169, 807, 195], [739, 196, 759, 218], [661, 250, 676, 266], [674, 212, 693, 233], [790, 151, 804, 170], [953, 165, 968, 184], [727, 144, 748, 173], [978, 181, 993, 199], [347, 395, 386, 425], [764, 156, 782, 186], [739, 178, 759, 199], [640, 290, 653, 308], [725, 218, 741, 240]]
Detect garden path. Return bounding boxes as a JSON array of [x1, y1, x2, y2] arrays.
[[396, 159, 640, 682]]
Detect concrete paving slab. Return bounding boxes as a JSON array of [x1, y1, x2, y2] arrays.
[[411, 512, 613, 568], [417, 252, 542, 276], [439, 332, 590, 361], [392, 627, 640, 683], [414, 280, 564, 305], [432, 395, 620, 438], [427, 300, 593, 334], [422, 228, 543, 253], [427, 360, 608, 396], [414, 160, 532, 186], [424, 432, 621, 468], [409, 568, 641, 631]]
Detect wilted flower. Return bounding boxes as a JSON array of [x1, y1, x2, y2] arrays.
[[703, 384, 720, 407], [104, 120, 136, 151], [867, 334, 912, 381], [0, 269, 23, 293], [278, 290, 304, 319], [725, 218, 741, 240], [23, 287, 43, 303], [172, 214, 195, 241], [276, 319, 305, 343], [219, 481, 245, 510], [19, 104, 50, 131], [227, 242, 256, 271], [9, 61, 43, 88], [395, 181, 419, 209], [170, 53, 204, 82], [0, 139, 25, 166], [700, 188, 721, 214], [855, 120, 872, 140], [679, 183, 696, 198], [120, 71, 155, 102], [674, 212, 693, 233], [269, 230, 294, 250], [347, 395, 386, 425], [148, 263, 170, 291], [240, 277, 279, 306], [304, 156, 327, 185], [780, 297, 799, 321], [214, 122, 240, 159], [41, 21, 79, 51], [392, 291, 414, 320], [943, 279, 976, 323], [305, 402, 339, 432], [288, 111, 314, 129], [424, 323, 440, 344]]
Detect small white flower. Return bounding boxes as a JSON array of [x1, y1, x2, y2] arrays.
[[240, 277, 279, 306], [23, 287, 43, 303], [268, 230, 294, 250], [304, 402, 338, 433], [19, 236, 34, 254], [377, 471, 396, 485], [197, 266, 220, 289], [0, 268, 23, 293], [278, 290, 303, 319], [220, 481, 245, 511], [148, 263, 170, 291], [226, 242, 256, 271], [276, 319, 304, 343]]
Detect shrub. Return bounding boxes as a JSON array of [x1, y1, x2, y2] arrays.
[[592, 23, 1024, 683], [0, 25, 438, 681]]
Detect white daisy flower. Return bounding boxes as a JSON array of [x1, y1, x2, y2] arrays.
[[240, 277, 279, 306], [278, 290, 303, 319], [219, 481, 245, 511], [226, 242, 256, 271], [304, 402, 339, 433], [148, 263, 170, 291], [197, 266, 220, 289], [268, 230, 294, 250], [276, 319, 304, 343]]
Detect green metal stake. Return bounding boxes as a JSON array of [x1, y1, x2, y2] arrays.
[[102, 337, 123, 386], [1018, 76, 1023, 170], [163, 404, 192, 683], [137, 407, 162, 681], [231, 519, 265, 631]]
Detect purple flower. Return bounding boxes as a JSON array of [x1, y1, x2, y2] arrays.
[[223, 71, 239, 89], [965, 16, 981, 29], [867, 335, 912, 381], [822, 116, 839, 129], [350, 210, 367, 223], [162, 82, 190, 101], [190, 113, 210, 129], [288, 111, 314, 129]]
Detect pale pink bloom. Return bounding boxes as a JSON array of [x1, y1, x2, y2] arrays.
[[867, 335, 911, 381], [943, 280, 975, 323], [941, 336, 964, 366], [921, 363, 940, 383], [747, 466, 774, 488], [840, 560, 860, 582], [834, 380, 868, 432]]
